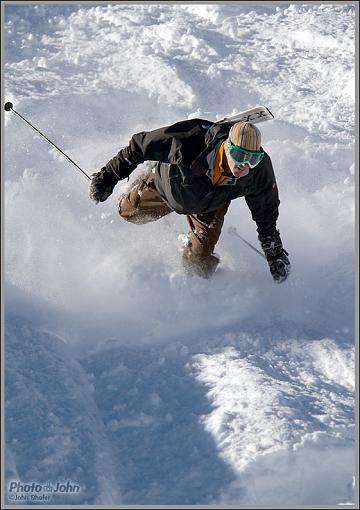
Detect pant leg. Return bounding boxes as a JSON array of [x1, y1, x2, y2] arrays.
[[183, 202, 230, 278], [118, 168, 172, 224]]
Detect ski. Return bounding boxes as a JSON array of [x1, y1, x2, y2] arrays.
[[217, 105, 274, 125]]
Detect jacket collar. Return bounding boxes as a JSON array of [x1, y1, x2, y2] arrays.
[[190, 122, 232, 176]]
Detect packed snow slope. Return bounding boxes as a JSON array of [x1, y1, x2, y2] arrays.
[[4, 3, 356, 506]]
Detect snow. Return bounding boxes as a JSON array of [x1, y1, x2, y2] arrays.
[[4, 2, 356, 506]]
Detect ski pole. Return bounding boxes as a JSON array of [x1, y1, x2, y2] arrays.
[[4, 102, 91, 181], [228, 226, 266, 259]]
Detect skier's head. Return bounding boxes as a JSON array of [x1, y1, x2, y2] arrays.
[[229, 121, 262, 151], [224, 121, 264, 179]]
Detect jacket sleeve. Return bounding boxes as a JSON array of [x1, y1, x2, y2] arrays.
[[104, 119, 209, 179], [245, 154, 280, 237]]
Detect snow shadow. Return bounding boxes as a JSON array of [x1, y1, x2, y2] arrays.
[[5, 317, 123, 505], [5, 301, 237, 505], [80, 342, 236, 504]]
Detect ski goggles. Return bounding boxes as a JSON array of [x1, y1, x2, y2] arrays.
[[226, 138, 264, 168]]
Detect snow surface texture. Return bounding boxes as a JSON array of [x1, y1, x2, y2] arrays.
[[4, 3, 356, 506]]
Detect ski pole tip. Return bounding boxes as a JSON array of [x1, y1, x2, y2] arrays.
[[4, 102, 13, 111]]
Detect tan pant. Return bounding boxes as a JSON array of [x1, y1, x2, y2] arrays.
[[118, 169, 229, 277]]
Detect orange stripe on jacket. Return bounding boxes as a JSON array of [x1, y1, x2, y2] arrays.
[[211, 141, 229, 186]]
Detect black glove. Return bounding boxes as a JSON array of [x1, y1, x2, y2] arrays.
[[259, 229, 291, 283], [90, 149, 139, 204], [89, 167, 120, 204]]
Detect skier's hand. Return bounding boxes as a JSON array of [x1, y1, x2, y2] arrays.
[[259, 229, 291, 283], [89, 168, 119, 204]]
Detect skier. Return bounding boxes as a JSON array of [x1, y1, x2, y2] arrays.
[[89, 118, 290, 281]]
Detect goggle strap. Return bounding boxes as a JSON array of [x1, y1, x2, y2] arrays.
[[226, 138, 263, 156]]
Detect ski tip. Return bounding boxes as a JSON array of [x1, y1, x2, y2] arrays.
[[4, 102, 13, 111], [217, 105, 275, 125], [264, 106, 274, 118]]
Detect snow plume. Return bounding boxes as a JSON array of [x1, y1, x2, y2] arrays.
[[4, 3, 355, 505]]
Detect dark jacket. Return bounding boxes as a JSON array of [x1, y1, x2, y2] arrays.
[[106, 118, 280, 236]]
